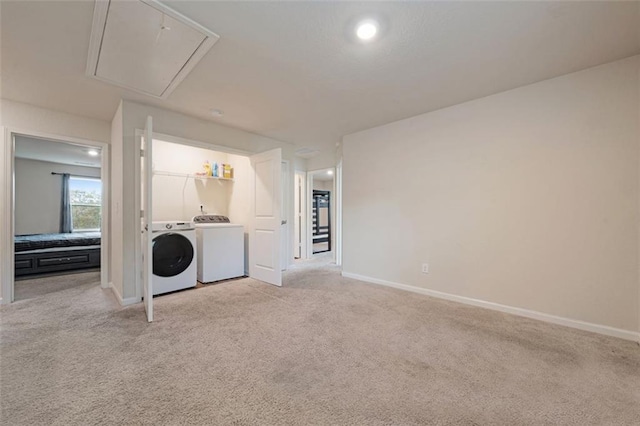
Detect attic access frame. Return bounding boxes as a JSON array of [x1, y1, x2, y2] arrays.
[[86, 0, 220, 99]]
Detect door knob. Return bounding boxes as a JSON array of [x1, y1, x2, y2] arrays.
[[281, 220, 287, 225]]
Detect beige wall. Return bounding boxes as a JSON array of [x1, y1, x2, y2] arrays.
[[227, 153, 252, 273], [0, 99, 110, 143], [109, 101, 123, 297], [343, 56, 640, 333], [294, 156, 308, 172], [307, 148, 336, 172], [111, 100, 296, 300], [14, 158, 100, 235], [313, 179, 333, 191]]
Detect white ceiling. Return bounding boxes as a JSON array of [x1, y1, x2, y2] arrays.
[[14, 136, 102, 168], [2, 1, 639, 157]]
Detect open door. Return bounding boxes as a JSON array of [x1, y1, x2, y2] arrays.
[[141, 116, 154, 321], [249, 148, 282, 286], [280, 161, 289, 271]]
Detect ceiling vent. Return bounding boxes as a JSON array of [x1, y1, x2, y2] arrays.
[[294, 147, 321, 159], [86, 0, 219, 98]]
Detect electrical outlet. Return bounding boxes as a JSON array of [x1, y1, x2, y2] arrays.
[[422, 263, 429, 274]]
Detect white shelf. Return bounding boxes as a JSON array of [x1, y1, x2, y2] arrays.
[[154, 170, 234, 181]]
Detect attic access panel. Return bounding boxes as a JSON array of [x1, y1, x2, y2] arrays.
[[86, 0, 219, 98]]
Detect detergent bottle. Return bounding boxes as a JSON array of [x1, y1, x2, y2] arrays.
[[203, 161, 212, 177]]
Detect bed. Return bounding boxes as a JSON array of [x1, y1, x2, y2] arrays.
[[15, 232, 101, 277]]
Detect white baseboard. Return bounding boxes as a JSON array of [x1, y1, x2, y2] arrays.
[[109, 282, 140, 306], [341, 271, 640, 343]]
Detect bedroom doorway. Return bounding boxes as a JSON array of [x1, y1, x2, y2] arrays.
[[307, 168, 336, 259], [1, 129, 110, 304]]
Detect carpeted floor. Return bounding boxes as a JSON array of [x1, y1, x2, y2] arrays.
[[1, 259, 639, 425], [14, 269, 101, 301]]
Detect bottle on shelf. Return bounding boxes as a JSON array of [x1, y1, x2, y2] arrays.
[[203, 161, 212, 177], [223, 164, 232, 179]]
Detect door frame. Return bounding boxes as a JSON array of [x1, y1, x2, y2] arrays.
[[132, 130, 298, 296], [306, 167, 339, 261], [294, 170, 307, 259], [0, 127, 110, 304], [281, 159, 291, 271], [133, 129, 254, 300]]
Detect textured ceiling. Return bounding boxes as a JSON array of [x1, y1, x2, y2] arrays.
[[1, 1, 639, 158], [15, 135, 102, 168]]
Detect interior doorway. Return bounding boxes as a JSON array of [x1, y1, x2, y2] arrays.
[[1, 130, 110, 304], [135, 127, 288, 320], [312, 190, 331, 253], [306, 168, 336, 258]]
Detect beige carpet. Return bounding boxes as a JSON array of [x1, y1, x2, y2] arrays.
[[1, 259, 639, 425], [14, 269, 101, 301]]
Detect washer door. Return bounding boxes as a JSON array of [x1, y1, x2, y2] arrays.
[[152, 233, 194, 277]]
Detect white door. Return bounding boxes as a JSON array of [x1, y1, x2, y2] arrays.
[[249, 148, 282, 286], [280, 161, 289, 271], [141, 116, 154, 322]]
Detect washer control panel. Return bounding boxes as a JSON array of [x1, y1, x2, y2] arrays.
[[151, 221, 194, 232]]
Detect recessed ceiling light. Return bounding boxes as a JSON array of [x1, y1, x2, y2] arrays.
[[210, 109, 224, 117], [356, 20, 378, 41], [327, 170, 334, 175], [87, 149, 99, 157]]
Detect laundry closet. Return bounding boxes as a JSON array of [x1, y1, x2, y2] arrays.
[[151, 139, 252, 290]]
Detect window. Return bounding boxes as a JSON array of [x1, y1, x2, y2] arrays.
[[69, 177, 101, 231]]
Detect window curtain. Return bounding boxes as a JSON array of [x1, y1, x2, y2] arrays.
[[60, 173, 72, 233]]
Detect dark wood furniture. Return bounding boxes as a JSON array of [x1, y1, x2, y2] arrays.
[[14, 232, 101, 277]]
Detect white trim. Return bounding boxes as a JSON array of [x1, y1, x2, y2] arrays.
[[134, 129, 143, 302], [86, 0, 220, 99], [281, 159, 291, 271], [109, 282, 140, 306], [1, 127, 110, 303], [1, 127, 15, 304], [85, 0, 109, 77], [100, 144, 110, 289], [341, 271, 640, 343], [294, 170, 307, 259], [335, 159, 343, 267]]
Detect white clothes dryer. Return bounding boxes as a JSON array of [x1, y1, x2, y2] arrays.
[[192, 215, 245, 283], [151, 221, 197, 295]]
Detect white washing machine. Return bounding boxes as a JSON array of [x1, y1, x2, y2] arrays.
[[192, 215, 245, 283], [151, 221, 197, 295]]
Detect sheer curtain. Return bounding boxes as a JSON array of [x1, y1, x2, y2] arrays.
[[60, 173, 72, 233]]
